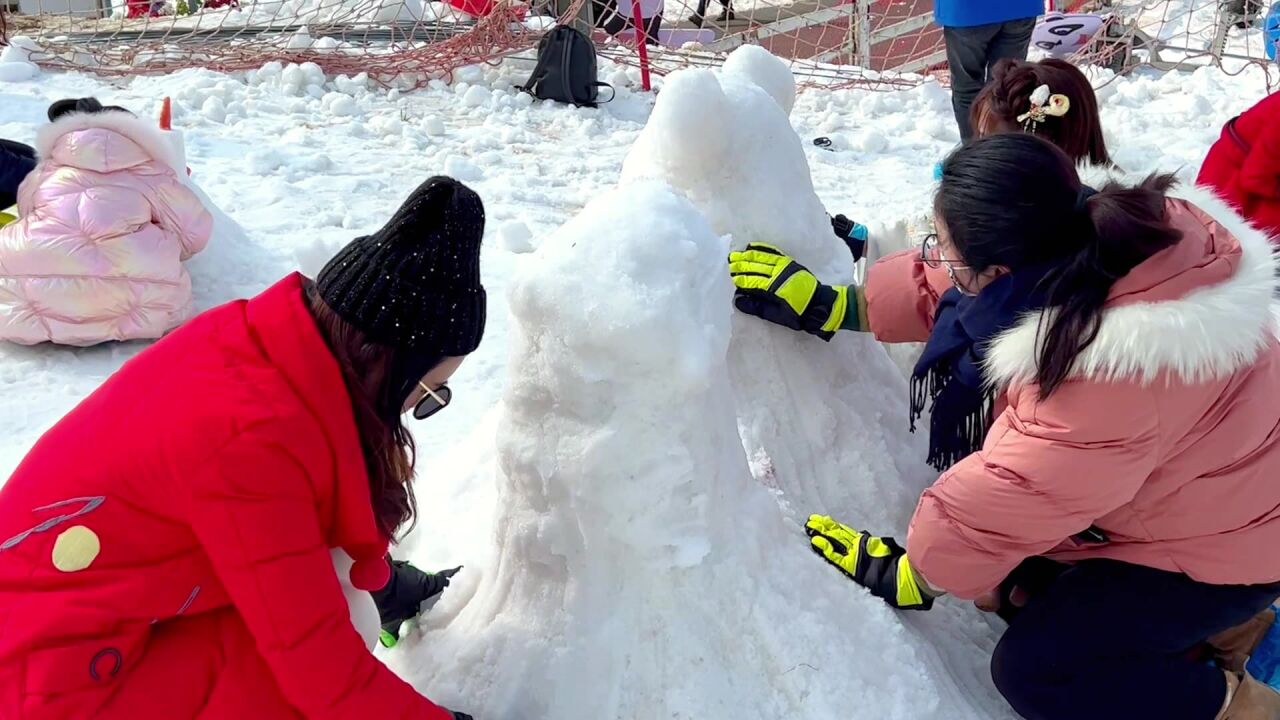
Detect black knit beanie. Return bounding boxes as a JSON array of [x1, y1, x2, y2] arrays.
[[316, 176, 486, 407]]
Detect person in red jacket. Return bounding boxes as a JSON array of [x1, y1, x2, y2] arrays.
[[0, 176, 484, 719], [1198, 91, 1280, 243]]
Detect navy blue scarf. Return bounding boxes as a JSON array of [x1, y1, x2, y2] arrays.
[[910, 266, 1054, 471]]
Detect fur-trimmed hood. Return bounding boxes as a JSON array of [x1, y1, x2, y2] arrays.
[[35, 109, 185, 177], [983, 181, 1280, 388]]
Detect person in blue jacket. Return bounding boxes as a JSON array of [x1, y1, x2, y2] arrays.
[[935, 0, 1042, 139]]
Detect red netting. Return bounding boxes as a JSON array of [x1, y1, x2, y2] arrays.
[[0, 0, 1275, 90]]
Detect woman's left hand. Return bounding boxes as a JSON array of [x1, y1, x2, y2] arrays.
[[728, 243, 851, 340], [805, 515, 933, 610]]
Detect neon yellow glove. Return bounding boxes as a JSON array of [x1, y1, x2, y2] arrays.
[[805, 515, 933, 611], [728, 243, 867, 340]]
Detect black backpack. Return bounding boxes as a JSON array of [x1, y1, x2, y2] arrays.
[[523, 25, 614, 107]]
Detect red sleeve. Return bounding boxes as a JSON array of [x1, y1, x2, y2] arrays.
[[188, 425, 452, 720], [862, 249, 952, 343], [1239, 119, 1280, 201]]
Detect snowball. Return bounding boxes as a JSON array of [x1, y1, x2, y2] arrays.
[[0, 36, 38, 64], [370, 113, 404, 137], [201, 96, 227, 123], [497, 220, 534, 253], [442, 155, 482, 181], [300, 62, 326, 86], [0, 62, 38, 82], [462, 85, 491, 108], [453, 64, 485, 84], [721, 44, 796, 116], [325, 93, 358, 117], [856, 128, 888, 153], [281, 63, 307, 92], [286, 26, 313, 50], [422, 114, 446, 136]]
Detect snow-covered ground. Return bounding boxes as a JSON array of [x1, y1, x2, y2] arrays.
[[0, 40, 1272, 718]]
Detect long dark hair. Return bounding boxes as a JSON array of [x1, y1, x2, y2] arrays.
[[305, 281, 426, 539], [970, 58, 1112, 167], [936, 134, 1182, 397]]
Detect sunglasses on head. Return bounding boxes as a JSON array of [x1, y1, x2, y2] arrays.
[[413, 382, 452, 420]]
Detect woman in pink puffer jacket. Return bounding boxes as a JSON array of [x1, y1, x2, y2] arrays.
[[0, 98, 213, 346], [730, 133, 1280, 719]]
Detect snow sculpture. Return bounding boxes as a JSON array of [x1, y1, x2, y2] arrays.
[[394, 47, 1017, 720]]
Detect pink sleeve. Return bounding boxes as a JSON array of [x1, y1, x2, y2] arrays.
[[862, 249, 952, 343], [150, 175, 213, 260], [905, 379, 1160, 600]]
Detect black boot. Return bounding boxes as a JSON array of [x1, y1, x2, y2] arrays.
[[715, 2, 734, 22]]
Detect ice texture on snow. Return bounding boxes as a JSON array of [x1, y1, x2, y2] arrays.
[[390, 47, 1017, 719], [621, 48, 931, 527]]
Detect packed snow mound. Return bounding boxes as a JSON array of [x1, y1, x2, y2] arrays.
[[394, 181, 946, 718], [621, 47, 931, 527], [391, 50, 1017, 719]]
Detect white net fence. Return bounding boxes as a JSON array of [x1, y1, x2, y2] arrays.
[[0, 0, 1274, 89]]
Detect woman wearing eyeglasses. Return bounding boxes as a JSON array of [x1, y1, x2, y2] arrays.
[[0, 176, 480, 720], [730, 134, 1280, 719]]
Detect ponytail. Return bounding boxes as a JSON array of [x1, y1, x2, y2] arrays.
[[1034, 174, 1183, 397]]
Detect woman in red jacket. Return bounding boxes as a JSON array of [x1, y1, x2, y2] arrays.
[[1198, 91, 1280, 242], [0, 176, 483, 719]]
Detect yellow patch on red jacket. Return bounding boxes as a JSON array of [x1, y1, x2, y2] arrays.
[[51, 525, 100, 572]]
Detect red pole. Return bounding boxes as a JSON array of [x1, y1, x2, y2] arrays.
[[630, 0, 652, 92], [159, 96, 172, 130]]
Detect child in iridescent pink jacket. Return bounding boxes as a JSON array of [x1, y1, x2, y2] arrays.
[[0, 98, 213, 346]]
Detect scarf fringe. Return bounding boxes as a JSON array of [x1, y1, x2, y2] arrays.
[[910, 364, 994, 472]]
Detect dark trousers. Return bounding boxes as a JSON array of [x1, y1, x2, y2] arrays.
[[942, 18, 1036, 140], [991, 559, 1280, 720], [0, 139, 37, 209], [592, 0, 662, 45]]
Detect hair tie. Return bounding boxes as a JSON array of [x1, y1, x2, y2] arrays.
[[1017, 84, 1071, 133], [1075, 185, 1098, 214]]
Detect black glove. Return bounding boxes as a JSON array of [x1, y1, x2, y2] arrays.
[[830, 214, 868, 262], [371, 559, 462, 647], [450, 712, 474, 720]]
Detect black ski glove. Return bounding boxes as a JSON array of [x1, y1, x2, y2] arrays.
[[831, 214, 868, 262], [370, 559, 462, 647], [450, 712, 474, 720]]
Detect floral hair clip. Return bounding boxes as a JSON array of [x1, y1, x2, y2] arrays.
[[1016, 84, 1071, 131]]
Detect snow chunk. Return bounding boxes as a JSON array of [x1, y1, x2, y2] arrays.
[[324, 93, 358, 117], [462, 85, 491, 108], [0, 62, 38, 82], [856, 128, 888, 153], [443, 155, 482, 181], [422, 114, 446, 136], [497, 220, 534, 253], [201, 96, 227, 123]]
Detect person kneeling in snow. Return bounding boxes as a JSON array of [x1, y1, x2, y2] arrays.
[[0, 177, 481, 720], [729, 134, 1280, 719], [0, 97, 214, 346]]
